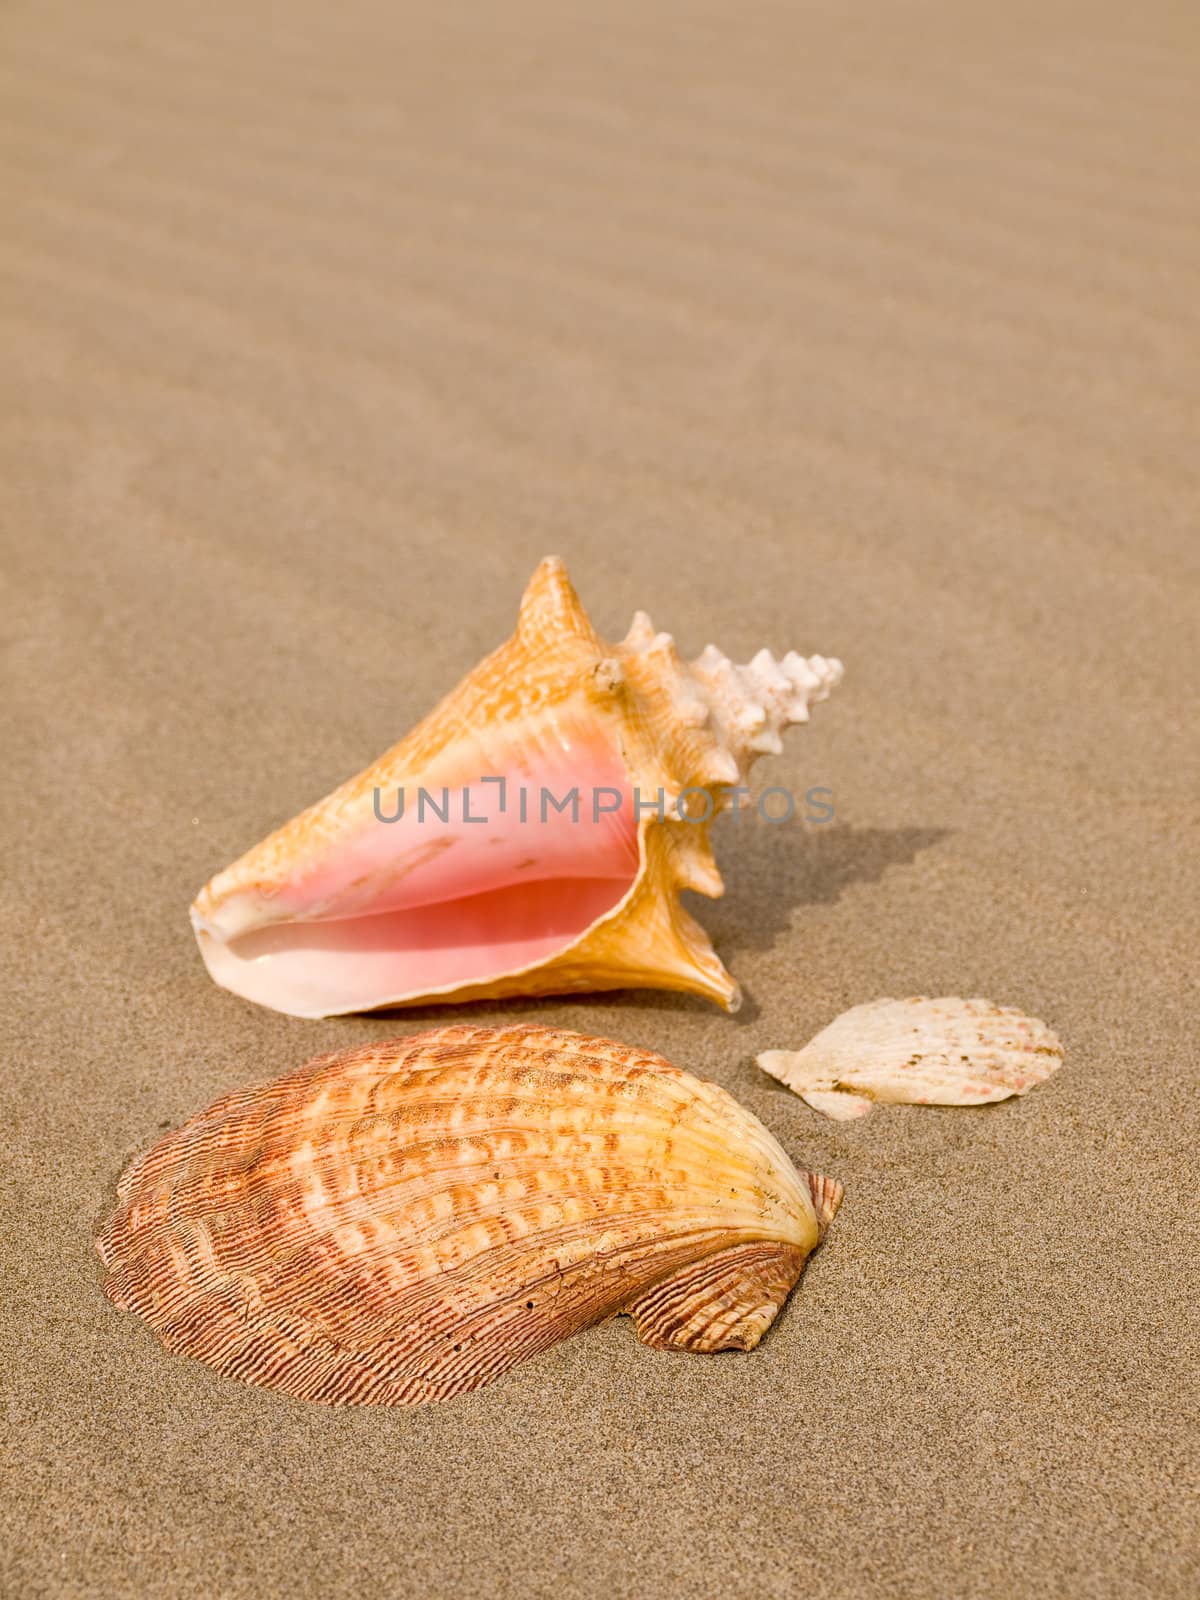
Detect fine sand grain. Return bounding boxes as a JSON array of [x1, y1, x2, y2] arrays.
[[2, 1, 1198, 1596]]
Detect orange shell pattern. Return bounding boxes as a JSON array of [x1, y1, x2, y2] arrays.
[[96, 1025, 841, 1406]]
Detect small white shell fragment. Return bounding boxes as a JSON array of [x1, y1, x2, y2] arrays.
[[757, 997, 1064, 1119]]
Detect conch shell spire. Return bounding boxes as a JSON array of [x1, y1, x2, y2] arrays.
[[623, 610, 843, 784], [191, 558, 842, 1017]]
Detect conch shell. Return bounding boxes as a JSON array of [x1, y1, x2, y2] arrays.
[[96, 1024, 843, 1407], [191, 557, 841, 1017], [758, 996, 1064, 1120]]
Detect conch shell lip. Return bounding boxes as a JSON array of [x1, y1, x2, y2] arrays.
[[188, 827, 745, 1018]]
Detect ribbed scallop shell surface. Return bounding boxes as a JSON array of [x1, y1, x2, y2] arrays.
[[96, 1025, 842, 1406]]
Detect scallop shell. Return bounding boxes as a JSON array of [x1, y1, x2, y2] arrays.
[[191, 557, 841, 1017], [758, 996, 1064, 1119], [95, 1025, 842, 1407]]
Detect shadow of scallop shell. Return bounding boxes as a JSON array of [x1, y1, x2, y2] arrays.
[[758, 996, 1064, 1119], [96, 1025, 842, 1406]]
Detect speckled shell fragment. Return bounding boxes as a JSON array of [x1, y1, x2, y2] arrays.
[[758, 996, 1064, 1119], [96, 1025, 842, 1406]]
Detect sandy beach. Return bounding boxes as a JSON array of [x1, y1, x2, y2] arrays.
[[2, 0, 1198, 1594]]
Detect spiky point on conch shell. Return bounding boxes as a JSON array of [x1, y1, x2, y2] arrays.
[[96, 1025, 843, 1406], [191, 558, 842, 1017]]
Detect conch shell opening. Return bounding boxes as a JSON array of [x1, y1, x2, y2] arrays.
[[95, 1025, 843, 1407], [192, 557, 842, 1017]]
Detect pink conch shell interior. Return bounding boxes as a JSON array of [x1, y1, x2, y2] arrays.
[[195, 725, 639, 1017]]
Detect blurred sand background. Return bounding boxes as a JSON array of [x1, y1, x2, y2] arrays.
[[2, 0, 1198, 1595]]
